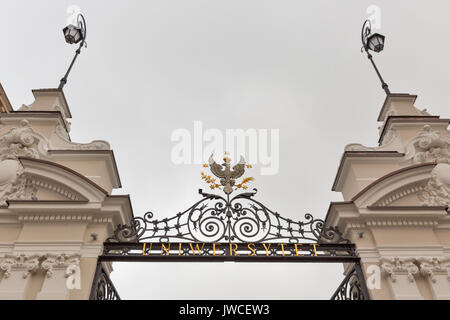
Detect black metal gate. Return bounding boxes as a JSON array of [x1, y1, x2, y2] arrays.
[[91, 189, 369, 300]]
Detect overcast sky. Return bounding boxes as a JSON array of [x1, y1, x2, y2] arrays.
[[2, 0, 450, 299]]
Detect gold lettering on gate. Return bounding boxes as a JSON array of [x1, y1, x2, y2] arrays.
[[229, 243, 239, 256], [312, 243, 318, 256], [262, 243, 271, 256], [294, 243, 303, 256], [279, 243, 286, 256], [142, 242, 152, 256], [139, 242, 321, 257], [248, 243, 256, 256], [161, 243, 170, 255], [189, 243, 205, 255]]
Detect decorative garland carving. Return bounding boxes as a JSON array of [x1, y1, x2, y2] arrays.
[[41, 254, 80, 278], [0, 254, 81, 280], [417, 257, 448, 283], [381, 257, 418, 282], [0, 254, 40, 279]]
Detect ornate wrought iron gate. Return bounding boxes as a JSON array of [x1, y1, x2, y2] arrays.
[[91, 188, 370, 300]]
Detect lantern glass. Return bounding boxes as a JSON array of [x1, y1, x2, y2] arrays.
[[366, 33, 385, 53], [63, 24, 83, 44]]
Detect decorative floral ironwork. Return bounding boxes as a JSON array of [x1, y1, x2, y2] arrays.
[[89, 263, 120, 300], [106, 189, 349, 244], [330, 263, 369, 300]]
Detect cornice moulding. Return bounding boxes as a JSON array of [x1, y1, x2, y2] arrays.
[[377, 93, 418, 122], [19, 157, 109, 199], [31, 88, 72, 118], [48, 150, 121, 188], [7, 200, 101, 213], [332, 151, 405, 191], [378, 116, 449, 144], [1, 112, 70, 133], [353, 163, 435, 207], [0, 241, 103, 258]]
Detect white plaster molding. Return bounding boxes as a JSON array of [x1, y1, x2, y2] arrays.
[[365, 219, 439, 227], [417, 257, 447, 283], [0, 254, 40, 279], [51, 125, 110, 151], [418, 163, 450, 206], [345, 128, 404, 152], [417, 257, 450, 299], [345, 128, 403, 152], [403, 125, 450, 164], [381, 257, 418, 283], [0, 240, 103, 258], [354, 164, 434, 208], [20, 158, 107, 203], [28, 177, 83, 201], [0, 120, 49, 160], [18, 214, 94, 222], [0, 120, 49, 205], [342, 217, 441, 236], [41, 253, 80, 278], [374, 183, 425, 207]]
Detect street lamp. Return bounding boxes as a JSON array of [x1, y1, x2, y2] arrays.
[[58, 13, 87, 89], [361, 19, 390, 95]]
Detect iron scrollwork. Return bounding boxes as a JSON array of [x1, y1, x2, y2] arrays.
[[107, 189, 348, 244], [330, 263, 370, 300], [89, 262, 120, 300]]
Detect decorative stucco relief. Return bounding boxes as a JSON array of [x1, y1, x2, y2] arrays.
[[27, 178, 82, 201], [381, 258, 419, 283], [404, 125, 450, 164], [418, 163, 450, 206], [18, 103, 71, 132], [417, 257, 450, 283], [0, 254, 81, 280], [345, 128, 403, 152], [374, 183, 426, 207], [0, 119, 107, 205], [41, 254, 80, 278], [0, 254, 40, 279], [0, 120, 48, 205], [52, 125, 110, 150]]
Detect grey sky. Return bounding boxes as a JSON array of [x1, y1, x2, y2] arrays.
[[1, 0, 450, 299]]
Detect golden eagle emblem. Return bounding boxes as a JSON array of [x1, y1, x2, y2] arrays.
[[201, 152, 254, 194]]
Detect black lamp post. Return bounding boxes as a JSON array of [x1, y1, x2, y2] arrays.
[[58, 14, 87, 90], [361, 19, 390, 95]]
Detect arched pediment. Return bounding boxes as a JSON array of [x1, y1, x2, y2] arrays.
[[352, 163, 436, 208], [18, 157, 108, 203]]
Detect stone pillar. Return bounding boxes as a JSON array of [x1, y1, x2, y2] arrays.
[[0, 254, 40, 299], [418, 258, 450, 299], [381, 258, 422, 299], [36, 254, 81, 300], [325, 93, 450, 300], [0, 85, 133, 299]]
